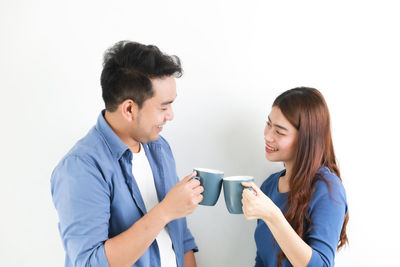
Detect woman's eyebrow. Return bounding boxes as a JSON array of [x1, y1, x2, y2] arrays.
[[268, 116, 288, 131]]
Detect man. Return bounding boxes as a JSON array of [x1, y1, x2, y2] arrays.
[[51, 41, 203, 267]]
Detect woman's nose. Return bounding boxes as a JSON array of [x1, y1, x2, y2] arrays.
[[264, 126, 273, 142]]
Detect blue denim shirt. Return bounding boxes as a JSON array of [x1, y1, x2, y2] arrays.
[[51, 111, 198, 267]]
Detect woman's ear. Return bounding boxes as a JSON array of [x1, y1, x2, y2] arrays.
[[120, 99, 139, 122]]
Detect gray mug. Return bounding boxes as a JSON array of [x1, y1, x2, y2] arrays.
[[192, 168, 224, 206], [223, 176, 254, 214]]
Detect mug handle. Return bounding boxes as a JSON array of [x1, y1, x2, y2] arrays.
[[190, 176, 200, 181]]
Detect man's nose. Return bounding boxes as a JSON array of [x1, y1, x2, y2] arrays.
[[166, 107, 174, 121]]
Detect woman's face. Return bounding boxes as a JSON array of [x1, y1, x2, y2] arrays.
[[264, 106, 299, 166]]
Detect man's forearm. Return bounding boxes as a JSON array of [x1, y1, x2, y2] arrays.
[[184, 250, 197, 267], [104, 202, 170, 267]]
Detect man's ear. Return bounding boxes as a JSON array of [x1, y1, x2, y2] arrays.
[[120, 99, 139, 122]]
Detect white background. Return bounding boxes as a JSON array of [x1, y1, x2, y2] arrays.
[[1, 0, 399, 266]]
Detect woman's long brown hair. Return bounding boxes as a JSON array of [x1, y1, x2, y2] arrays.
[[273, 88, 349, 266]]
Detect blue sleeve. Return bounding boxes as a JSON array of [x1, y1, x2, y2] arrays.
[[182, 218, 199, 253], [254, 251, 263, 267], [306, 181, 347, 267], [51, 156, 110, 266], [179, 172, 198, 254], [158, 136, 199, 254]]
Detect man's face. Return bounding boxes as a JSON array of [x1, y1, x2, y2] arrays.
[[132, 76, 177, 142]]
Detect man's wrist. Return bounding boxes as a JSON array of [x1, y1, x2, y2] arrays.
[[153, 201, 172, 225]]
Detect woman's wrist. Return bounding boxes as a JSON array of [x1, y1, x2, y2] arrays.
[[262, 205, 284, 225]]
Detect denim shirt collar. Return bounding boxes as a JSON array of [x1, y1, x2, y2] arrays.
[[95, 110, 130, 160]]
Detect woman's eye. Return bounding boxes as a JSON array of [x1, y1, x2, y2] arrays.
[[276, 131, 283, 135]]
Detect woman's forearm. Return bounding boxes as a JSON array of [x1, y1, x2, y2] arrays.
[[263, 209, 312, 267]]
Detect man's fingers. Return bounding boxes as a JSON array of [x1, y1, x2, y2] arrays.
[[194, 185, 204, 194], [187, 171, 197, 179], [188, 178, 201, 189], [180, 171, 197, 183], [196, 193, 203, 204]]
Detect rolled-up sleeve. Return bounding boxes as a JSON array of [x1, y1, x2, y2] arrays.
[[182, 218, 198, 254], [51, 155, 110, 266]]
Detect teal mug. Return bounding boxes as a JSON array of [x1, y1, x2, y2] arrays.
[[192, 168, 224, 206], [223, 176, 255, 214]]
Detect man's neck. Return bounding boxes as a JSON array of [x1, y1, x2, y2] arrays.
[[104, 110, 141, 153]]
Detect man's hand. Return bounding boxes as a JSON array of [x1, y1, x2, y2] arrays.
[[160, 172, 204, 221], [105, 172, 203, 266]]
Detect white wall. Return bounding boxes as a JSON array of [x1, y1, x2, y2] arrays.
[[1, 0, 399, 266]]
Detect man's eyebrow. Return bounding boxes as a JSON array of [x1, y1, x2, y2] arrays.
[[161, 100, 174, 105], [161, 95, 177, 105], [268, 116, 288, 131]]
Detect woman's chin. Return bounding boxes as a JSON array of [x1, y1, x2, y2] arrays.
[[265, 152, 278, 161]]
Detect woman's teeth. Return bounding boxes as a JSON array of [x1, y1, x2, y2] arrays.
[[266, 144, 277, 151]]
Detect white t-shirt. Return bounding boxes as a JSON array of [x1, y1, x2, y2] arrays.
[[131, 143, 177, 267]]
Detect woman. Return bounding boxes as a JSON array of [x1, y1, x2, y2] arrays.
[[242, 87, 348, 267]]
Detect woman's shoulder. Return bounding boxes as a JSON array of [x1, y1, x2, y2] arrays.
[[313, 166, 347, 204]]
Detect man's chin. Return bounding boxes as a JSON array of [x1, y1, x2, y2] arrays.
[[147, 134, 160, 142]]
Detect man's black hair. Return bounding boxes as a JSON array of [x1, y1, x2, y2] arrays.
[[101, 41, 182, 111]]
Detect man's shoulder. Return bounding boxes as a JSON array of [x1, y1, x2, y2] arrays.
[[51, 126, 114, 185], [58, 126, 110, 166]]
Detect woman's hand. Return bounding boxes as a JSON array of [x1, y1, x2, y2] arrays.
[[242, 182, 313, 266], [241, 182, 281, 222]]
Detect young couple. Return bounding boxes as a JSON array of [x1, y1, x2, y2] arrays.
[[51, 40, 348, 267]]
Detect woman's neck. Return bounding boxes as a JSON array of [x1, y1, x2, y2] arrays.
[[279, 162, 294, 193]]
